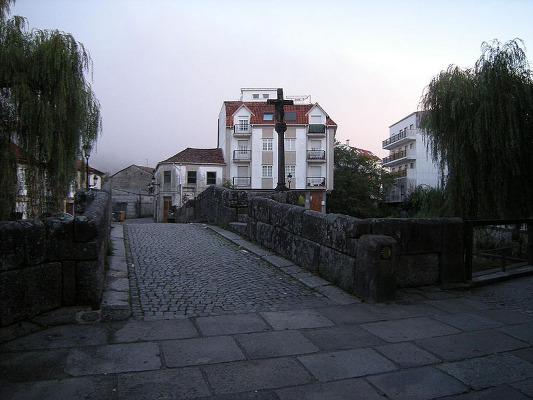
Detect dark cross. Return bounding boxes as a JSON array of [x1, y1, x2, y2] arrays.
[[267, 88, 293, 191]]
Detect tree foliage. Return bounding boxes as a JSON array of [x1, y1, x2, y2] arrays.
[[327, 143, 392, 218], [402, 185, 451, 218], [420, 39, 533, 219], [0, 4, 101, 219]]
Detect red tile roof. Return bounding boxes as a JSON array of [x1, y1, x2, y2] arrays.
[[162, 148, 225, 165], [223, 101, 337, 126], [351, 147, 380, 161]]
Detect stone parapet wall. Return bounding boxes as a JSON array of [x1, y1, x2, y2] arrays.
[[0, 189, 111, 327]]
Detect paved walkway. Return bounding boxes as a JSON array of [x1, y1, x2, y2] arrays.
[[1, 221, 532, 399]]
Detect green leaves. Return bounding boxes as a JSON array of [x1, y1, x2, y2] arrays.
[[0, 13, 101, 219], [420, 39, 533, 219]]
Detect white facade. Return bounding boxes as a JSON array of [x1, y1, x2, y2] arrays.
[[218, 89, 336, 201], [382, 111, 444, 202]]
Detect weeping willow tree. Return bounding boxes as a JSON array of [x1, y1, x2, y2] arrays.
[[420, 39, 533, 220], [0, 2, 101, 219]]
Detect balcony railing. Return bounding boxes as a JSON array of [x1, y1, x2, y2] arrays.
[[382, 129, 416, 149], [390, 169, 407, 178], [232, 176, 251, 187], [382, 150, 415, 165], [307, 150, 326, 161], [307, 176, 326, 187], [233, 149, 251, 161], [233, 124, 251, 134]]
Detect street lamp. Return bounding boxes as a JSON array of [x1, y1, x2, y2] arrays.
[[147, 176, 160, 195], [287, 173, 292, 189], [93, 175, 99, 189], [82, 143, 92, 189]]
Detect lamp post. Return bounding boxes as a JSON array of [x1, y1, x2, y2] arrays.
[[287, 173, 292, 189], [82, 143, 92, 189]]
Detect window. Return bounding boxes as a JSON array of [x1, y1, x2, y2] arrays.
[[252, 94, 259, 99], [262, 94, 269, 99], [187, 171, 197, 184], [263, 112, 273, 121], [410, 124, 414, 129], [163, 171, 171, 184], [410, 143, 414, 149], [262, 165, 273, 178], [207, 172, 216, 185], [410, 162, 415, 169], [262, 138, 273, 151], [285, 138, 296, 151], [285, 111, 296, 121]]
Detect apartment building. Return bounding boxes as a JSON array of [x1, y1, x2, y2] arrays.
[[218, 88, 336, 211], [382, 112, 444, 202]]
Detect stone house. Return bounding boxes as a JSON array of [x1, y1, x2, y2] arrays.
[[109, 165, 154, 219], [152, 148, 225, 222]]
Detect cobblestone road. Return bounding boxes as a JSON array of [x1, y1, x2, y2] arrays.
[[124, 223, 333, 320]]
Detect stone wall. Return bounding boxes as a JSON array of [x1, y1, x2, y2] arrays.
[[176, 187, 465, 302], [0, 189, 111, 327]]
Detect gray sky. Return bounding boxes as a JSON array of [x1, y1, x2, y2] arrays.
[[10, 0, 533, 175]]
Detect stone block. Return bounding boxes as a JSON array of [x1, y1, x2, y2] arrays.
[[76, 260, 105, 308], [62, 261, 77, 305], [293, 236, 321, 273], [270, 201, 291, 229], [235, 330, 319, 359], [250, 197, 275, 224], [354, 234, 397, 303], [300, 210, 328, 245], [325, 213, 349, 253], [0, 220, 46, 272], [272, 227, 295, 260], [162, 336, 245, 367], [255, 221, 274, 250], [439, 217, 465, 283], [319, 247, 356, 293], [0, 263, 62, 327], [396, 254, 439, 287]]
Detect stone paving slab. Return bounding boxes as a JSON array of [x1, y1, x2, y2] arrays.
[[510, 378, 533, 398], [416, 329, 529, 361], [374, 341, 441, 368], [360, 316, 461, 342], [499, 321, 533, 344], [298, 348, 398, 382], [117, 368, 211, 399], [0, 348, 69, 383], [195, 313, 269, 336], [162, 336, 245, 367], [111, 319, 198, 343], [438, 353, 533, 390], [203, 357, 314, 395], [301, 324, 385, 351], [275, 378, 384, 400], [367, 366, 468, 399], [260, 309, 335, 330], [235, 330, 319, 359], [432, 312, 503, 331], [0, 324, 108, 351], [65, 342, 161, 375], [0, 376, 115, 400]]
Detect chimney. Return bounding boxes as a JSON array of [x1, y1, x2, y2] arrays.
[[346, 139, 350, 147]]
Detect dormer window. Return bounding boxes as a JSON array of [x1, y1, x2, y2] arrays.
[[285, 111, 296, 121], [263, 112, 273, 121]]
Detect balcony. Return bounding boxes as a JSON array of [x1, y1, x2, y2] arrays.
[[382, 150, 415, 167], [390, 169, 407, 178], [382, 129, 417, 150], [307, 124, 326, 136], [307, 176, 326, 187], [232, 176, 251, 187], [307, 150, 326, 162], [233, 149, 251, 162], [233, 124, 251, 136]]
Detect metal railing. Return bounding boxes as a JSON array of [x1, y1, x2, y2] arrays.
[[307, 150, 326, 160], [233, 149, 251, 161], [306, 176, 326, 187], [464, 219, 533, 280], [232, 176, 251, 187], [382, 129, 416, 148], [233, 124, 251, 134]]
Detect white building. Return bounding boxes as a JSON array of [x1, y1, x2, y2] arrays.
[[382, 112, 444, 203], [218, 88, 337, 212], [152, 148, 225, 222]]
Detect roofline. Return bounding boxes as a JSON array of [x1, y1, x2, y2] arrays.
[[388, 111, 422, 128]]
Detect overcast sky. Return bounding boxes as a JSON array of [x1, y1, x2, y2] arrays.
[[10, 0, 533, 175]]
